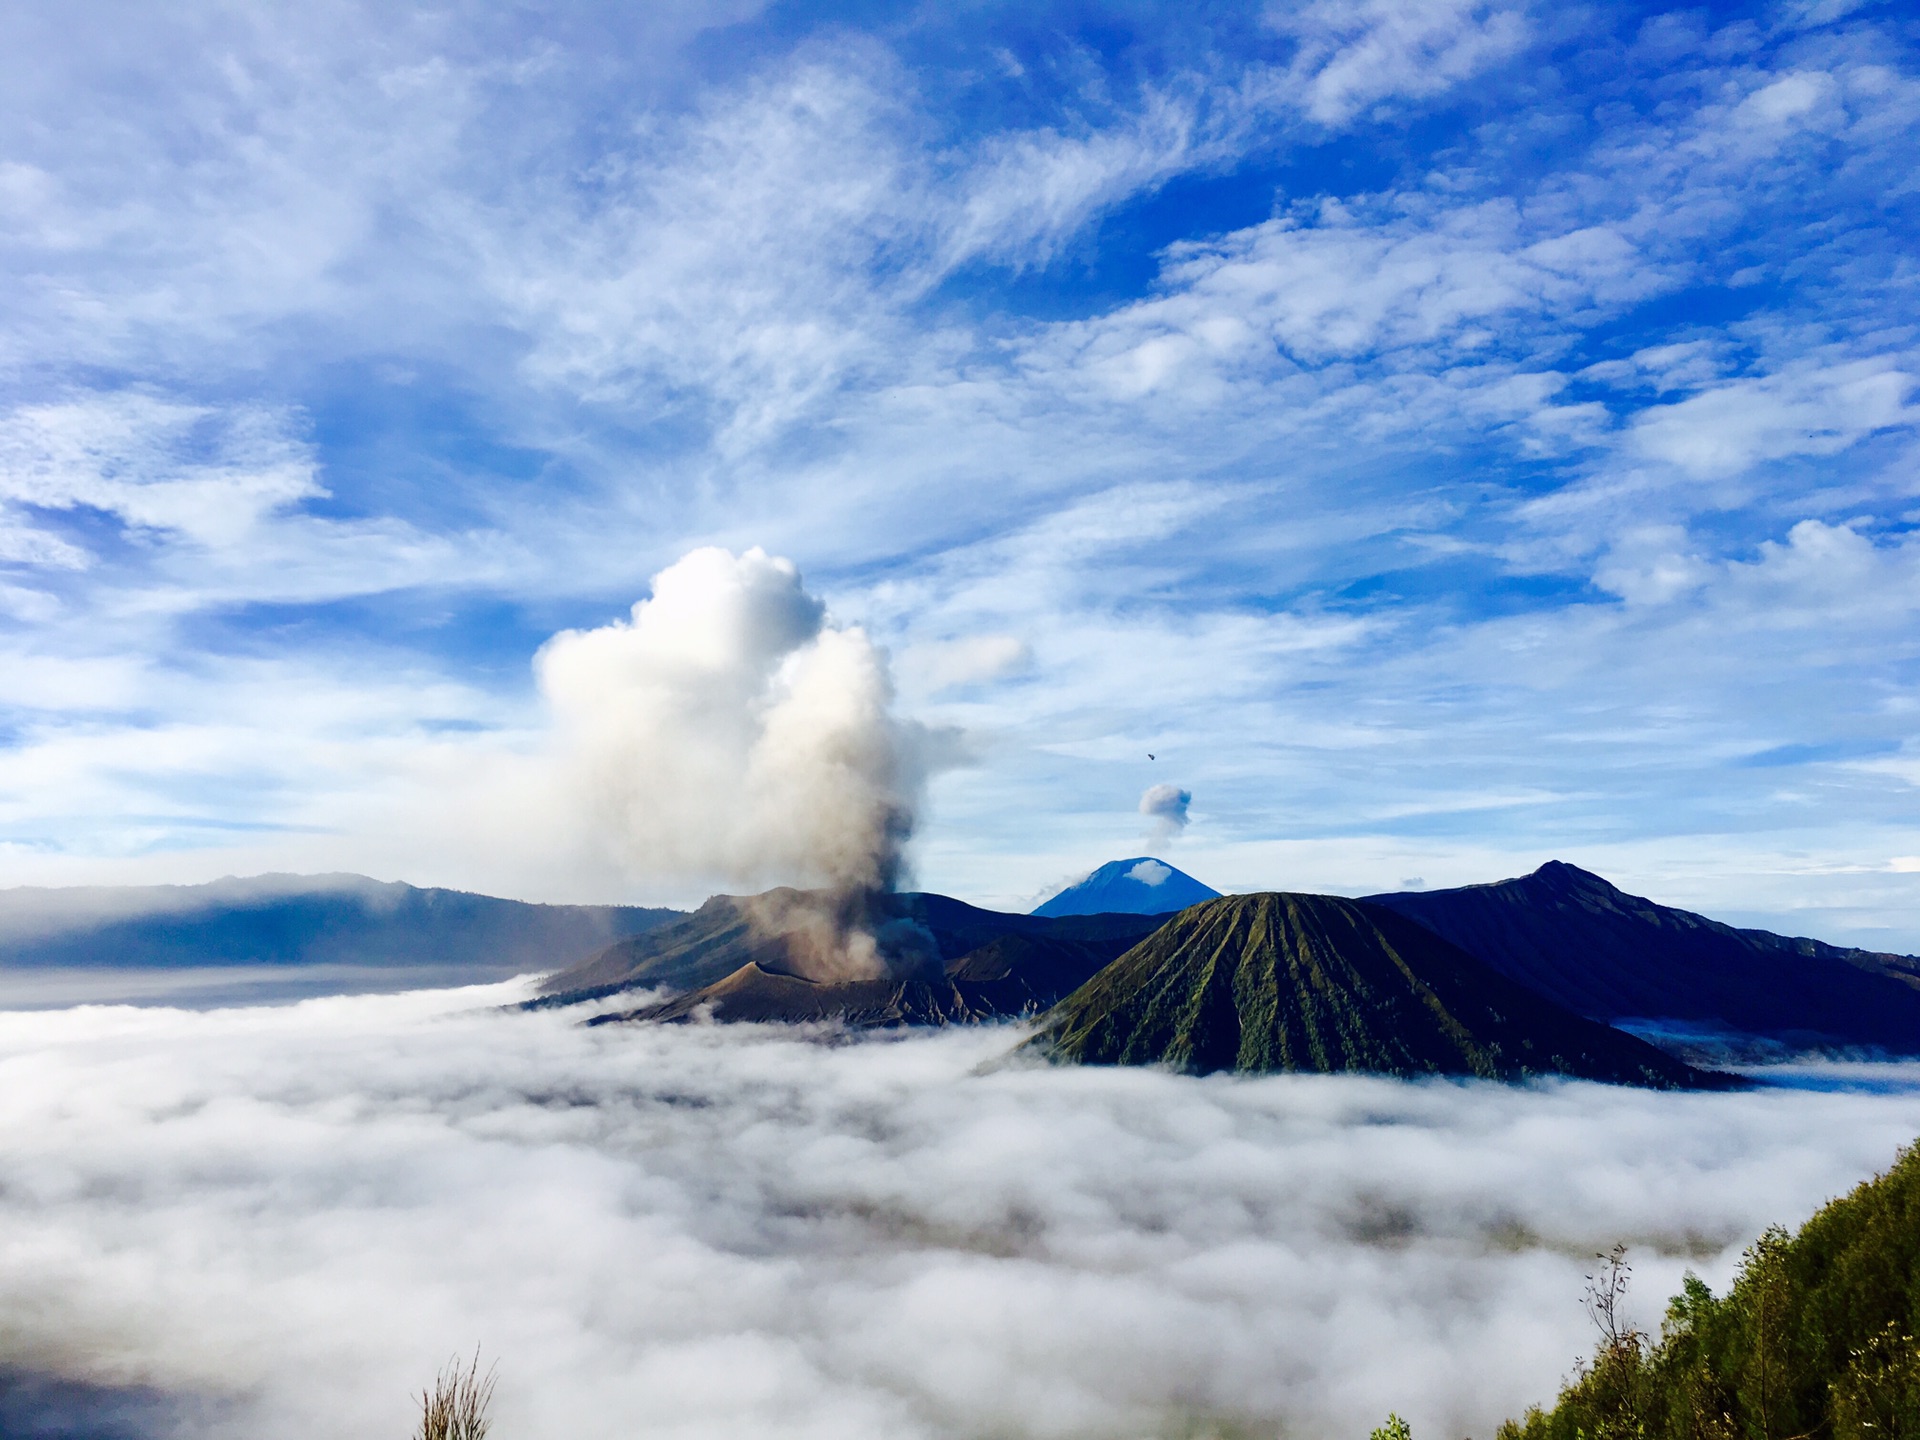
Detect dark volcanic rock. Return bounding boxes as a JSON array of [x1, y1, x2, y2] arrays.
[[1366, 861, 1920, 1053], [1032, 892, 1736, 1088], [533, 892, 775, 1002], [538, 887, 1166, 1025], [618, 930, 1144, 1027]]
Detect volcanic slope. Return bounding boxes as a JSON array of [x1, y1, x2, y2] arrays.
[[590, 929, 1140, 1028], [1034, 892, 1734, 1087], [535, 888, 1163, 1024], [1366, 861, 1920, 1051]]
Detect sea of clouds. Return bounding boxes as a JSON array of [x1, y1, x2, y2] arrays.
[[1, 984, 1917, 1440]]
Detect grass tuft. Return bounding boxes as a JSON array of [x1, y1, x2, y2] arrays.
[[413, 1350, 496, 1440]]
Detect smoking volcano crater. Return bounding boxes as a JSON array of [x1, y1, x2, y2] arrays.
[[535, 885, 1166, 1027], [524, 548, 1742, 1089]]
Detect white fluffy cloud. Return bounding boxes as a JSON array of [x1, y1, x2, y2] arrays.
[[536, 546, 933, 893], [0, 394, 321, 556], [1628, 360, 1914, 479], [1275, 0, 1531, 126], [0, 987, 1916, 1439]]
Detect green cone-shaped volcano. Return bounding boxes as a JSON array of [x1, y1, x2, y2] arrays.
[[1035, 892, 1734, 1088]]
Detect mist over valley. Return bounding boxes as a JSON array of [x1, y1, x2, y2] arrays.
[[4, 982, 1920, 1440]]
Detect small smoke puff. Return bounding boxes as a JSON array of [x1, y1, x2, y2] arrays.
[[536, 546, 927, 894], [1139, 783, 1191, 838], [1127, 859, 1173, 887]]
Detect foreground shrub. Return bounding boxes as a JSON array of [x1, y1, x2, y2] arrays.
[[1498, 1143, 1920, 1440]]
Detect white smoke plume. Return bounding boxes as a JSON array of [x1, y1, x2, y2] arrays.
[[1139, 781, 1192, 840], [537, 546, 929, 897], [740, 886, 944, 983], [0, 988, 1917, 1440]]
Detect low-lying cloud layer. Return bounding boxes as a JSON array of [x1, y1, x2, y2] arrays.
[[0, 987, 1917, 1440]]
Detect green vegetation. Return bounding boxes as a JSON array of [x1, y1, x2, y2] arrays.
[[1035, 893, 1726, 1087], [413, 1351, 495, 1440], [1500, 1143, 1920, 1440]]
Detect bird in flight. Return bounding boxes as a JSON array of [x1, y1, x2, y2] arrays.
[[1148, 753, 1156, 760]]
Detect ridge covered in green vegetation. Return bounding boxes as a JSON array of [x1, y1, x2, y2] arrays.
[[1501, 1140, 1920, 1440], [1034, 893, 1731, 1086]]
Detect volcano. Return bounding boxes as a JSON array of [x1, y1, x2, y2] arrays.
[[533, 888, 1166, 1025], [1032, 892, 1734, 1088], [1366, 862, 1920, 1052], [1032, 857, 1221, 917]]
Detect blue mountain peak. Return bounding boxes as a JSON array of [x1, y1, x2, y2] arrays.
[[1031, 857, 1222, 918]]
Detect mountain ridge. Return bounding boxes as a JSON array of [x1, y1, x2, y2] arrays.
[[1032, 891, 1736, 1088], [1366, 861, 1920, 1051], [536, 888, 1165, 1015], [0, 874, 679, 974], [588, 925, 1136, 1029]]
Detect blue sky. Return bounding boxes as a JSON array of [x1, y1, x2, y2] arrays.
[[2, 0, 1918, 942]]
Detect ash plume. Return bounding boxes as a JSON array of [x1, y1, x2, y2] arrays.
[[742, 888, 943, 983], [1139, 782, 1192, 841], [537, 547, 938, 975]]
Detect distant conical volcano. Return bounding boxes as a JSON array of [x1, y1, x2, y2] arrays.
[[1366, 861, 1920, 1052], [1033, 892, 1734, 1088], [1033, 857, 1220, 918]]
